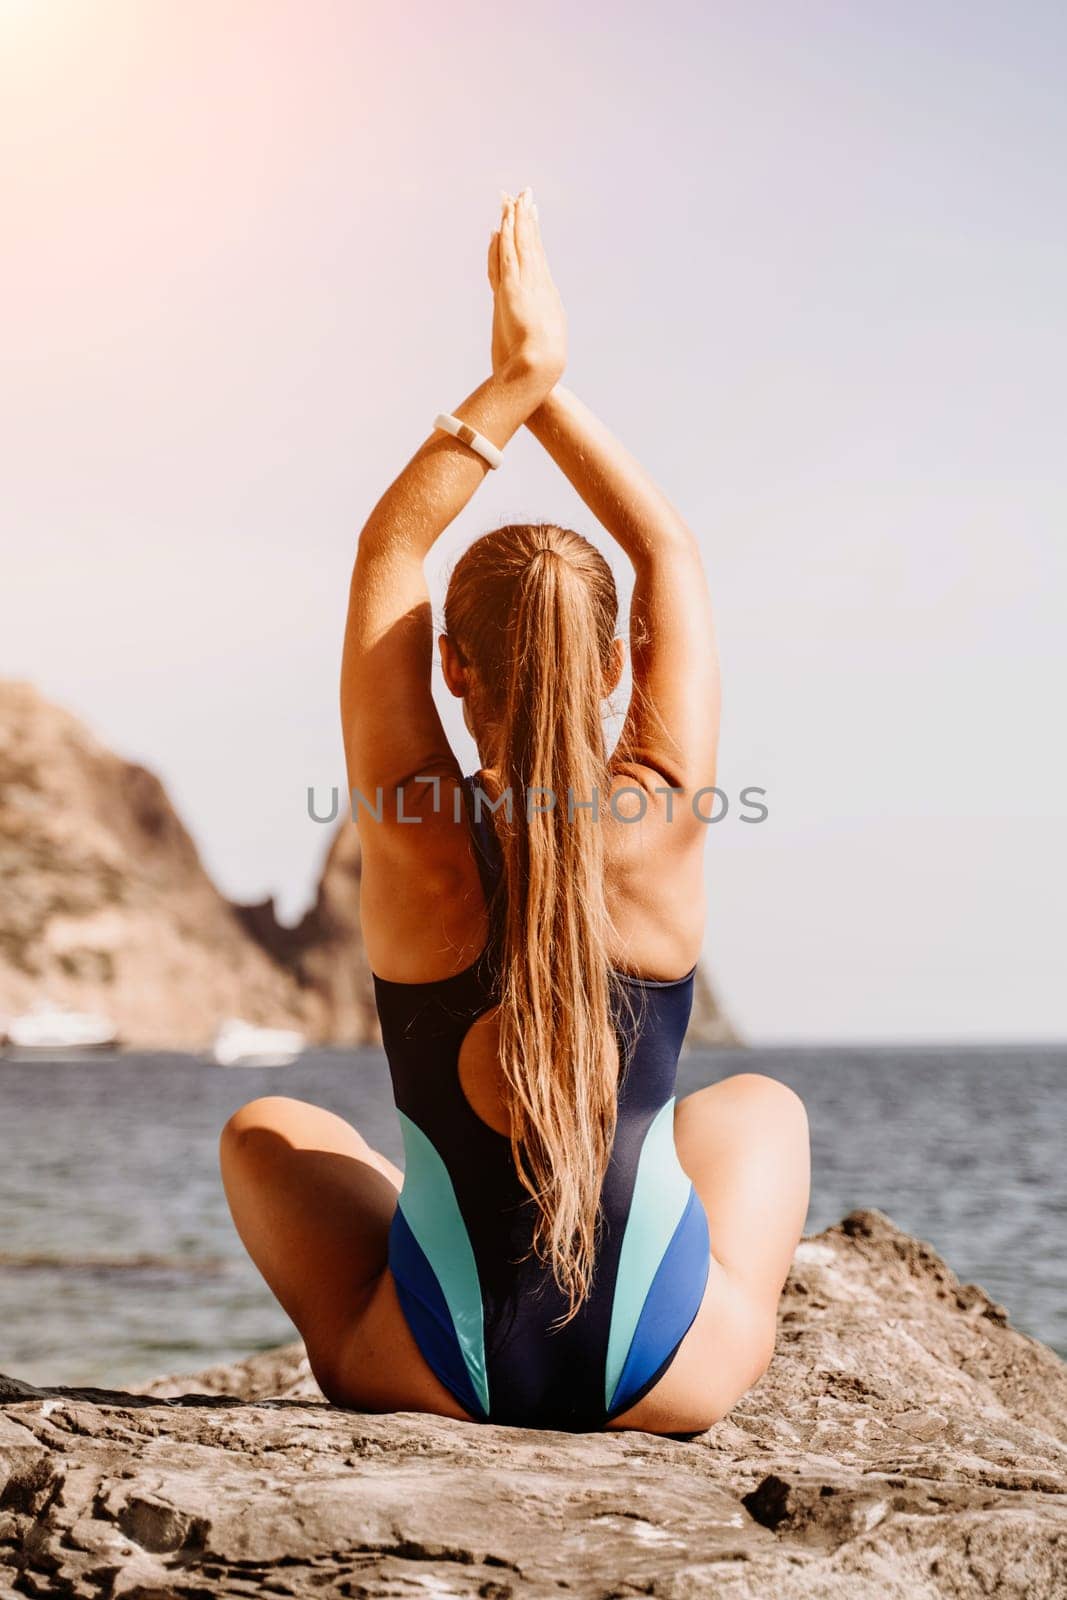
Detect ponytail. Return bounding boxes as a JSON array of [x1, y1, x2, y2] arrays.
[[445, 524, 622, 1319]]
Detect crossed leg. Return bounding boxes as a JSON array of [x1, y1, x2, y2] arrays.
[[607, 1072, 811, 1434], [218, 1096, 472, 1417], [221, 1074, 810, 1434]]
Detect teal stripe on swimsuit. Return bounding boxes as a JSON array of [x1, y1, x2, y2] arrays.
[[395, 1109, 489, 1415], [604, 1096, 692, 1413]]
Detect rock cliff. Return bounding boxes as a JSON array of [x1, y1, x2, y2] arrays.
[[1, 1211, 1064, 1597], [0, 682, 738, 1048], [231, 819, 379, 1046], [0, 681, 312, 1048]]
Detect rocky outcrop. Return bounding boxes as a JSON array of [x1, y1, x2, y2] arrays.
[[0, 682, 740, 1049], [0, 681, 314, 1048], [2, 1211, 1064, 1597], [233, 820, 379, 1046], [687, 962, 739, 1047]]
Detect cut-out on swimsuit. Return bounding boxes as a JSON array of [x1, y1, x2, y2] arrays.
[[373, 775, 711, 1431]]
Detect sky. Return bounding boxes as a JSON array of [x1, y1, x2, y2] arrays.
[[2, 0, 1065, 1042]]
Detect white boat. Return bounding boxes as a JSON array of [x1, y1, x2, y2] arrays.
[[4, 1001, 119, 1055], [211, 1019, 306, 1068]]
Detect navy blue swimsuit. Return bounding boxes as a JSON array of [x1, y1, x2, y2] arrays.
[[373, 776, 711, 1431]]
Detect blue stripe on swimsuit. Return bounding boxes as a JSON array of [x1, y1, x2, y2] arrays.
[[373, 774, 711, 1431]]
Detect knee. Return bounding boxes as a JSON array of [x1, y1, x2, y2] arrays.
[[722, 1073, 808, 1132], [219, 1096, 303, 1166], [678, 1073, 808, 1139]]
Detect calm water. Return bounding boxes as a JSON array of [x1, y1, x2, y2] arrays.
[[1, 1046, 1064, 1388]]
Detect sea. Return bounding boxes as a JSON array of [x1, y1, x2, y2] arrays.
[[1, 1045, 1064, 1389]]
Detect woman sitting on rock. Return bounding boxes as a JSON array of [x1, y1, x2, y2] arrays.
[[221, 189, 810, 1434]]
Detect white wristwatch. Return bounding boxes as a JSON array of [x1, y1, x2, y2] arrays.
[[433, 412, 504, 470]]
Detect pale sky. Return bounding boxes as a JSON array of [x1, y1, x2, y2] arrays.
[[3, 1, 1065, 1042]]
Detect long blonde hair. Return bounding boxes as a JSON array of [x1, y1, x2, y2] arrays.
[[445, 522, 624, 1320]]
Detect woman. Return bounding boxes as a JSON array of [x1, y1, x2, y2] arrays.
[[221, 188, 810, 1434]]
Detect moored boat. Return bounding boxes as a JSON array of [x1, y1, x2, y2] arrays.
[[210, 1019, 306, 1068], [4, 1001, 120, 1056]]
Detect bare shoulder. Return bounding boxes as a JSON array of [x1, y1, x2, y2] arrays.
[[357, 769, 489, 984], [604, 759, 715, 852], [355, 759, 709, 986], [602, 761, 709, 981]]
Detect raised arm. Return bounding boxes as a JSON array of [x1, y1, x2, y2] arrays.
[[340, 190, 566, 808], [524, 385, 719, 799], [340, 368, 542, 800]]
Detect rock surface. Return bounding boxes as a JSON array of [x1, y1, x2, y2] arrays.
[[2, 1211, 1064, 1598], [0, 681, 738, 1048]]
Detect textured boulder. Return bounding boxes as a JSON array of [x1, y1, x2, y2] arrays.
[[2, 1211, 1064, 1597]]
